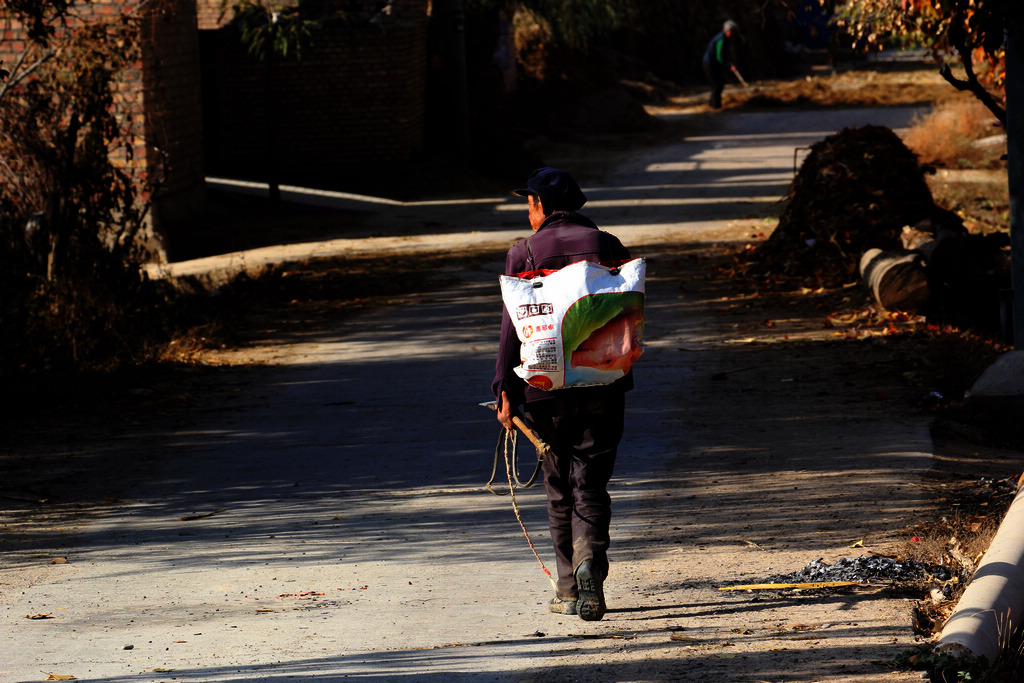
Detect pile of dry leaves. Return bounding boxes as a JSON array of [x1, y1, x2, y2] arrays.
[[751, 125, 943, 289]]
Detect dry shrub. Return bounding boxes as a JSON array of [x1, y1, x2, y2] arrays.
[[904, 100, 1005, 169], [895, 474, 1018, 651], [900, 510, 1002, 640], [901, 511, 1000, 579], [0, 9, 179, 380]]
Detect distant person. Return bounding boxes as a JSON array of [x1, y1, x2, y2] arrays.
[[702, 19, 741, 109]]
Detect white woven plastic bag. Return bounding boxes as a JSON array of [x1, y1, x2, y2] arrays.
[[500, 258, 645, 391]]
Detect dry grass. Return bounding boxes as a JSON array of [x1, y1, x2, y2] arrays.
[[893, 471, 1019, 643], [902, 510, 1000, 577], [905, 100, 1006, 169]]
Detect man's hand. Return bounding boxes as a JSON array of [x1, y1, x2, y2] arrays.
[[497, 390, 515, 431]]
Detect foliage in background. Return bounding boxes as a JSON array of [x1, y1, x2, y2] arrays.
[[217, 0, 345, 62], [0, 1, 174, 379], [469, 0, 798, 87], [834, 0, 1021, 121], [1, 0, 76, 50], [510, 0, 630, 54]]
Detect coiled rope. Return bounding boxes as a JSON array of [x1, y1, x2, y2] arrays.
[[487, 426, 556, 592], [486, 426, 541, 493]]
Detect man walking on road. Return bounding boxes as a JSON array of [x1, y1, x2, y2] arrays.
[[702, 19, 742, 109], [492, 167, 634, 621]]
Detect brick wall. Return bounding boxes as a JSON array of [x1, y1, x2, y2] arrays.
[[200, 0, 430, 189], [3, 0, 431, 250], [195, 0, 226, 29], [139, 0, 206, 247], [0, 0, 205, 258]]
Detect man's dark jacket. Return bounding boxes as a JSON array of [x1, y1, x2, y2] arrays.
[[702, 30, 737, 69], [492, 210, 633, 409]]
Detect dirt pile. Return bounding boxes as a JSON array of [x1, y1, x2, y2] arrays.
[[746, 122, 1011, 332], [752, 125, 940, 288]]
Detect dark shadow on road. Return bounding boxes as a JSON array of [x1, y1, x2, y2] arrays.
[[62, 621, 913, 682], [3, 241, 935, 574]]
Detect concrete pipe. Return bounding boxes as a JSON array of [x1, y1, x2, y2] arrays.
[[858, 248, 930, 312], [937, 481, 1024, 667]]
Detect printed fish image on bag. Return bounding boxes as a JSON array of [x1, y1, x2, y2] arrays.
[[500, 258, 646, 391]]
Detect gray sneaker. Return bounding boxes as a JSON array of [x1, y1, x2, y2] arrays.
[[548, 596, 578, 615], [575, 560, 606, 621]]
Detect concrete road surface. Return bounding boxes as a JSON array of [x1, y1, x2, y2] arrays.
[[3, 107, 934, 682]]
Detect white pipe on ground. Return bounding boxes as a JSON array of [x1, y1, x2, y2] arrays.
[[937, 480, 1024, 666]]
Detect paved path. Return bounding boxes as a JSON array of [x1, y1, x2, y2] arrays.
[[3, 107, 934, 682], [154, 109, 922, 281]]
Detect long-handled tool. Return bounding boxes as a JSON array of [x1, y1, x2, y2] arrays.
[[480, 400, 552, 461], [731, 65, 749, 88]]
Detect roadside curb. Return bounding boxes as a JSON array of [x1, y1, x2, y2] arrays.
[[936, 475, 1024, 669]]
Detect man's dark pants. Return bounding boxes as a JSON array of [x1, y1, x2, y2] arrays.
[[525, 391, 625, 600], [703, 61, 726, 109]]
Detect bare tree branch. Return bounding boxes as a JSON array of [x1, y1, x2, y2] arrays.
[[939, 0, 1007, 124], [0, 49, 56, 100], [0, 48, 30, 100], [939, 63, 1007, 124]]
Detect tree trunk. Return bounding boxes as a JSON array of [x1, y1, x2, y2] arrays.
[[1006, 21, 1024, 346]]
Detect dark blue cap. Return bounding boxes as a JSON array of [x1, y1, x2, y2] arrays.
[[514, 167, 587, 211]]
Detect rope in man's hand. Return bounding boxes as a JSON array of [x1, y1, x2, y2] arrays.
[[482, 401, 557, 591], [499, 425, 557, 592]]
